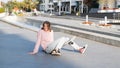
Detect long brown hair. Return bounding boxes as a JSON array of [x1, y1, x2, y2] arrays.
[[41, 21, 51, 32]]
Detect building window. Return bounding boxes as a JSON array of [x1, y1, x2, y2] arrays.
[[49, 0, 53, 3], [40, 0, 45, 3]]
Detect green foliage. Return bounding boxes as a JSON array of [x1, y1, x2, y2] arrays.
[[5, 0, 40, 11], [6, 1, 14, 12], [0, 8, 5, 13]]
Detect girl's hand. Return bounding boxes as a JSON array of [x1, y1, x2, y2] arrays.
[[28, 52, 37, 55]]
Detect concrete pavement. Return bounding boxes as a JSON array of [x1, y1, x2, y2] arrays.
[[25, 16, 120, 46], [0, 21, 120, 68]]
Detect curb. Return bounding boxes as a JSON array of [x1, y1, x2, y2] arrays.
[[0, 16, 39, 32]]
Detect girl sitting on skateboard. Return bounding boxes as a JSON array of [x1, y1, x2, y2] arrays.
[[29, 21, 88, 56]]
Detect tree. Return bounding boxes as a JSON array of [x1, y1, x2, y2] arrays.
[[5, 0, 40, 12], [21, 0, 39, 11], [0, 2, 5, 13], [6, 1, 14, 13], [84, 0, 93, 11]]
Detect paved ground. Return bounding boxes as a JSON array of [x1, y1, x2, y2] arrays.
[[0, 21, 120, 68]]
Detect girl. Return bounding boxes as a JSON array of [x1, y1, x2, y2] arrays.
[[29, 21, 88, 56]]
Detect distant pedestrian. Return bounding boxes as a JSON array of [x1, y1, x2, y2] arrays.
[[29, 21, 88, 56], [33, 8, 38, 16]]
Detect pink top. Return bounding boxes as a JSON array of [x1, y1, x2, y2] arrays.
[[37, 29, 54, 49]]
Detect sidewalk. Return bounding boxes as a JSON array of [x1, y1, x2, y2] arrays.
[[1, 21, 120, 68], [26, 16, 120, 37]]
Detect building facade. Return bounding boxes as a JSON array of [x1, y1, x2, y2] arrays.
[[53, 0, 84, 14], [39, 0, 120, 13], [39, 0, 54, 12], [98, 0, 120, 13], [0, 0, 2, 8], [117, 0, 120, 7]]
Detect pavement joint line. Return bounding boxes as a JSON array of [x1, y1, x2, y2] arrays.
[[0, 20, 39, 32]]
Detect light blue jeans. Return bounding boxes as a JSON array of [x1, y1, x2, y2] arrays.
[[45, 37, 81, 53]]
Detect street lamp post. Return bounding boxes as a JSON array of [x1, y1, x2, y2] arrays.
[[70, 0, 71, 14], [58, 0, 61, 15], [8, 0, 12, 15], [81, 0, 83, 13], [50, 2, 53, 15], [51, 3, 53, 15]]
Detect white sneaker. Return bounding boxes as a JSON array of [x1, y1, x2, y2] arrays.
[[51, 50, 61, 56], [65, 36, 76, 45], [79, 44, 88, 54]]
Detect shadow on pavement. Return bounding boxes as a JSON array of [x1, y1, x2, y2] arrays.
[[0, 31, 81, 68]]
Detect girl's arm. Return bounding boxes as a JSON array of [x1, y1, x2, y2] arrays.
[[33, 30, 42, 53], [51, 30, 54, 42]]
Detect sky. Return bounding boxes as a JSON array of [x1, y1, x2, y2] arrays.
[[1, 0, 23, 3]]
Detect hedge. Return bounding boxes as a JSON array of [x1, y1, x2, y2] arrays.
[[0, 8, 5, 13]]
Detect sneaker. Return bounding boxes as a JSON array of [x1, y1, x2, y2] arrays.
[[51, 49, 61, 56], [79, 44, 88, 54], [68, 41, 74, 45], [51, 50, 56, 54], [65, 36, 76, 45]]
